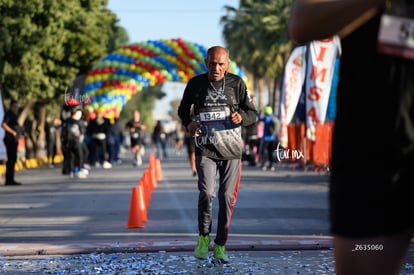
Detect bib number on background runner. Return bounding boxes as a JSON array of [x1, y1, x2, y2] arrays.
[[377, 0, 414, 60]]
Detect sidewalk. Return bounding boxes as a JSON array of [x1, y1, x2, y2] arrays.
[[0, 149, 413, 274]]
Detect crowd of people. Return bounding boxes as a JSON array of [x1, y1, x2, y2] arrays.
[[2, 94, 281, 184], [241, 105, 281, 171], [57, 104, 195, 179], [58, 108, 184, 178], [1, 97, 187, 182]]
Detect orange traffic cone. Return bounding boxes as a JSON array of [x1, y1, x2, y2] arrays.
[[148, 153, 157, 181], [149, 152, 156, 169], [146, 167, 157, 190], [148, 157, 155, 183], [137, 184, 148, 223], [141, 174, 151, 208], [155, 158, 163, 181], [126, 185, 147, 228]]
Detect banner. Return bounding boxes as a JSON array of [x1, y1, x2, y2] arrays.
[[305, 36, 341, 140], [279, 45, 307, 148], [0, 87, 6, 160], [326, 57, 341, 122]]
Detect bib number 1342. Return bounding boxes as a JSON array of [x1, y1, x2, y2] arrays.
[[199, 111, 226, 121]]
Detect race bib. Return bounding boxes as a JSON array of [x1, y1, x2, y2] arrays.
[[193, 106, 242, 159], [199, 111, 226, 122], [377, 0, 414, 59]]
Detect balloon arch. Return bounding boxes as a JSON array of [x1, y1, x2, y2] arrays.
[[83, 38, 247, 119]]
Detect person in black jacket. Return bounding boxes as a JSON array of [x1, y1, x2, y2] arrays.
[[2, 100, 23, 185], [152, 120, 168, 160], [290, 1, 414, 275], [62, 106, 88, 178], [178, 46, 257, 263], [88, 112, 112, 169], [125, 110, 146, 166]]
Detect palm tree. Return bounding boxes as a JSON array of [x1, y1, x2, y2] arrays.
[[221, 0, 293, 112]]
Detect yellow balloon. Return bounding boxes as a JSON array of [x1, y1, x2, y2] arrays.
[[95, 89, 104, 96], [103, 73, 111, 81], [136, 52, 145, 60], [85, 105, 93, 112], [116, 49, 125, 56], [123, 48, 132, 57], [129, 51, 136, 59], [85, 76, 93, 84], [175, 47, 183, 56]]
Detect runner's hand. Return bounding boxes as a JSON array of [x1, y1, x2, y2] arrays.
[[231, 112, 242, 124]]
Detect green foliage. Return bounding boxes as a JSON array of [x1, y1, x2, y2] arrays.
[[109, 25, 130, 51], [0, 0, 126, 157], [0, 0, 118, 105], [221, 0, 293, 79]]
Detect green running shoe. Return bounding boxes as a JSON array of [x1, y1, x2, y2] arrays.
[[213, 244, 229, 263], [194, 235, 210, 259]]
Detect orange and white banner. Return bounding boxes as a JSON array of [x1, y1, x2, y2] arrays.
[[279, 46, 307, 148], [305, 36, 341, 140]]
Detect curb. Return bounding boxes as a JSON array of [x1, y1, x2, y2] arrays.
[[0, 236, 333, 256]]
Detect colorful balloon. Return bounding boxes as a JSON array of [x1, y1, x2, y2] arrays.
[[83, 38, 248, 119]]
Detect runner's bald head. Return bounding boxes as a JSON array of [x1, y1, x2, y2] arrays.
[[205, 46, 229, 81]]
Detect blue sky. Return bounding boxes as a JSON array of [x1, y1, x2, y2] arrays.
[[107, 0, 240, 117], [107, 0, 239, 48]]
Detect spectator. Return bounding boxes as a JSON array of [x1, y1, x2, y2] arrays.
[[2, 100, 23, 185], [152, 120, 168, 160], [60, 103, 75, 175], [88, 112, 112, 169], [106, 117, 122, 165], [45, 117, 59, 167], [61, 106, 88, 178], [259, 106, 279, 171], [175, 123, 185, 155]]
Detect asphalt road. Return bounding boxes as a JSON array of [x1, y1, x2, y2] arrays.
[[0, 147, 413, 274], [0, 147, 330, 245]]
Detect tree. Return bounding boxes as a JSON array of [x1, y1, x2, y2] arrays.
[[221, 0, 293, 111], [109, 25, 130, 51], [0, 0, 118, 158]]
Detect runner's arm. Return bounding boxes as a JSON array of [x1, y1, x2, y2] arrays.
[[289, 0, 385, 44]]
